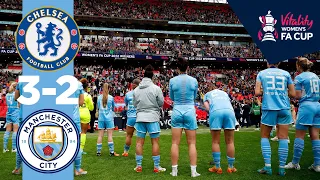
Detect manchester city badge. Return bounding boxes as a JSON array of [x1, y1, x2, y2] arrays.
[[17, 109, 79, 173], [16, 7, 80, 71]]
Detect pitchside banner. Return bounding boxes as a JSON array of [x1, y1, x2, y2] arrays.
[[227, 0, 320, 64], [15, 0, 79, 180]]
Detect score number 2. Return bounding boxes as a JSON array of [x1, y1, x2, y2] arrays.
[[18, 75, 79, 105]]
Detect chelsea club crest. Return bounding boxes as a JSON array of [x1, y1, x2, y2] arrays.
[[17, 109, 79, 173], [16, 7, 80, 71]]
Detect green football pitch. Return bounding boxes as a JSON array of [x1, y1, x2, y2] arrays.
[[0, 127, 318, 180]]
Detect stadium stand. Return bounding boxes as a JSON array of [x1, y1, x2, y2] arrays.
[[2, 0, 239, 24], [2, 32, 320, 59]]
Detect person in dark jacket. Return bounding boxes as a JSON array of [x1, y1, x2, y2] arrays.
[[89, 91, 98, 133], [234, 104, 241, 126], [242, 100, 251, 128], [120, 109, 127, 131]]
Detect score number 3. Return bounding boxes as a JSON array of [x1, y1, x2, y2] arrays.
[[18, 75, 79, 105]]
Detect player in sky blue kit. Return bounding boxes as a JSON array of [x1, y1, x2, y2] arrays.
[[12, 81, 23, 175], [73, 80, 87, 176], [96, 83, 119, 157], [122, 79, 140, 157], [285, 58, 320, 172], [3, 82, 19, 154], [169, 58, 200, 177], [204, 86, 237, 174], [255, 62, 296, 176]]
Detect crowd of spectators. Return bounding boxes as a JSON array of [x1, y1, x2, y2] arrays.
[[75, 65, 271, 102], [3, 32, 319, 59], [1, 0, 240, 24], [74, 0, 240, 24], [0, 0, 21, 10], [0, 70, 16, 96], [0, 31, 265, 58], [75, 64, 320, 104], [80, 36, 265, 58], [0, 33, 15, 49], [78, 36, 320, 59]]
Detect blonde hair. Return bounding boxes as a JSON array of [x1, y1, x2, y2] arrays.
[[102, 83, 109, 108], [8, 82, 17, 93]]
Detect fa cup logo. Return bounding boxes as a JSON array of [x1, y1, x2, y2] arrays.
[[258, 10, 278, 42]]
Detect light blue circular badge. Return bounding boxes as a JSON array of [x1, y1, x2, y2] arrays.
[[16, 7, 80, 71], [17, 109, 80, 173]]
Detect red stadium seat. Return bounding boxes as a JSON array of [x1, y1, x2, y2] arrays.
[[118, 106, 124, 112], [0, 105, 7, 118]]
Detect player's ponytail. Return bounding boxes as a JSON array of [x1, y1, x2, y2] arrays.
[[8, 82, 17, 93], [102, 83, 109, 108], [297, 57, 313, 72], [307, 61, 314, 70]]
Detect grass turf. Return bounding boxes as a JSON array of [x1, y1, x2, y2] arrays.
[[0, 127, 318, 180]]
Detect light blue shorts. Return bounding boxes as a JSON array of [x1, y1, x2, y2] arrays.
[[135, 122, 160, 138], [6, 109, 20, 125], [6, 114, 20, 125], [209, 109, 236, 130], [261, 109, 292, 127], [6, 109, 20, 124], [127, 117, 136, 127], [98, 120, 115, 130], [171, 105, 198, 130], [296, 102, 320, 130]]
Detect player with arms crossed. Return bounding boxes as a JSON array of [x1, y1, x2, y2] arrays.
[[255, 62, 295, 176], [122, 79, 140, 157], [169, 58, 200, 177], [285, 58, 320, 172], [96, 83, 119, 157], [204, 85, 237, 174], [3, 82, 19, 153]]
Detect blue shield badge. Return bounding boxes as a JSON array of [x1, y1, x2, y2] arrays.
[[33, 126, 64, 161]]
